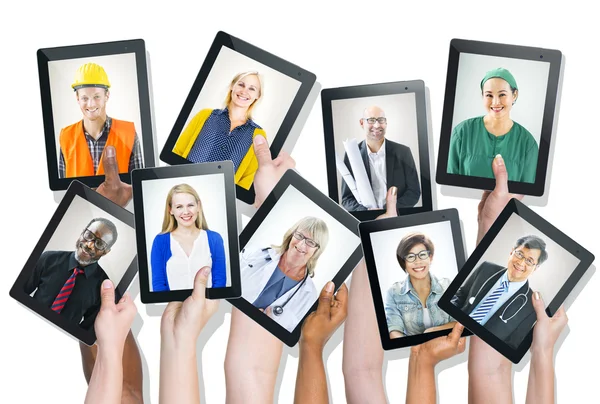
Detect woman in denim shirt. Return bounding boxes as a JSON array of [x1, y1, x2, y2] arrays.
[[385, 232, 456, 338]]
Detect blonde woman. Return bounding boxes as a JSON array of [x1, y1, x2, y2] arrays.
[[240, 216, 329, 332], [173, 71, 266, 190], [151, 184, 226, 291]]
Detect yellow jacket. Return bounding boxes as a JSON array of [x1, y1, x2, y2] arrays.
[[173, 108, 266, 190]]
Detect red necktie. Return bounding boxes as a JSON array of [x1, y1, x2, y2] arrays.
[[51, 268, 84, 313]]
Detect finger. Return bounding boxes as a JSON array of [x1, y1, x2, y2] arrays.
[[447, 322, 465, 344], [532, 291, 548, 321], [115, 292, 130, 310], [191, 266, 211, 301], [253, 135, 272, 168], [102, 146, 120, 185], [514, 194, 525, 201], [272, 150, 289, 166], [316, 281, 335, 316], [552, 305, 569, 327], [385, 187, 398, 217], [100, 279, 116, 310], [265, 306, 273, 317], [332, 283, 348, 307], [457, 337, 467, 354], [492, 154, 509, 194]]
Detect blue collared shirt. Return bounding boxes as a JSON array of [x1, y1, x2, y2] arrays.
[[385, 272, 453, 336], [252, 265, 300, 309], [472, 271, 527, 325], [187, 108, 260, 171]]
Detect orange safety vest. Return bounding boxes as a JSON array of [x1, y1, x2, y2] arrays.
[[59, 118, 136, 177]]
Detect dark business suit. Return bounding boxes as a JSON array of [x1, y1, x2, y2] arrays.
[[451, 261, 536, 349], [341, 139, 421, 211]]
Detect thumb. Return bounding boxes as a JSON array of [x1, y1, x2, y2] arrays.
[[191, 266, 211, 301], [316, 281, 335, 316], [100, 279, 116, 310], [253, 135, 272, 168], [492, 154, 509, 194], [102, 146, 120, 184], [385, 187, 398, 217], [532, 291, 548, 321]]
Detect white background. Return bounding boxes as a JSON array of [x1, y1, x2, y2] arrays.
[[242, 185, 360, 303], [370, 221, 459, 307], [140, 173, 231, 290], [179, 46, 302, 145], [2, 2, 599, 403], [465, 212, 580, 306], [44, 194, 136, 285], [451, 53, 550, 144], [48, 53, 144, 168], [331, 93, 423, 206]]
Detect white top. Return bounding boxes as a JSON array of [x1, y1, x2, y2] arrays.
[[422, 307, 433, 329], [166, 230, 213, 290], [367, 140, 387, 209]]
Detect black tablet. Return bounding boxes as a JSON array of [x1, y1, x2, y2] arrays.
[[9, 181, 138, 345], [358, 209, 471, 350], [38, 39, 154, 191], [438, 199, 594, 363], [159, 31, 317, 205], [435, 39, 562, 196], [132, 161, 240, 302], [227, 169, 362, 346], [322, 80, 432, 221]]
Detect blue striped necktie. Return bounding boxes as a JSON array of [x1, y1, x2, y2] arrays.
[[469, 280, 509, 324]]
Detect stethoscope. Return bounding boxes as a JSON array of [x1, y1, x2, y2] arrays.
[[272, 270, 308, 316], [468, 269, 530, 323]]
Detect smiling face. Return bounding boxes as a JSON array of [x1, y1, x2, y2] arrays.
[[403, 243, 432, 281], [170, 192, 200, 229], [482, 78, 517, 120], [229, 74, 261, 109], [286, 229, 318, 268], [76, 87, 109, 121], [361, 106, 387, 142], [507, 246, 541, 282], [75, 221, 113, 266]]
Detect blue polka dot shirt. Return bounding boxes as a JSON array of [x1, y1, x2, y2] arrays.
[[187, 108, 261, 171]]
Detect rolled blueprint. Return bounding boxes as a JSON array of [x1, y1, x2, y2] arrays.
[[341, 138, 376, 209], [336, 155, 362, 204]]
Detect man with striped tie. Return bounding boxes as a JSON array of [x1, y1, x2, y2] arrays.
[[451, 235, 548, 348], [24, 217, 117, 330]]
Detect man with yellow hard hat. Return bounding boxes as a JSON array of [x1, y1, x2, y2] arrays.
[[58, 62, 143, 179]]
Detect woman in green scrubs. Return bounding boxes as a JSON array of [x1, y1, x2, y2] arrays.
[[447, 67, 538, 183]]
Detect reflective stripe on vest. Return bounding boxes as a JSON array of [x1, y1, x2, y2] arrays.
[[59, 118, 135, 177]]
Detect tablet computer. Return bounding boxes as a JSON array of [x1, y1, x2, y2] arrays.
[[435, 39, 562, 196], [159, 31, 316, 205], [227, 169, 362, 346], [38, 39, 154, 191], [132, 161, 240, 302], [9, 181, 138, 345], [322, 80, 433, 221], [438, 198, 594, 363], [359, 209, 471, 350]]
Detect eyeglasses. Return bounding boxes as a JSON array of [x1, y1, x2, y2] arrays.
[[363, 117, 387, 125], [81, 229, 109, 251], [513, 250, 537, 267], [293, 231, 319, 248], [404, 250, 431, 262]]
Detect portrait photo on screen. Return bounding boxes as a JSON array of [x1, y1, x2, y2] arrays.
[[38, 39, 154, 191], [9, 182, 137, 345], [142, 174, 231, 292], [237, 183, 361, 340], [322, 81, 432, 221]]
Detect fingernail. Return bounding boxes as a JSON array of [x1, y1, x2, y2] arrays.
[[102, 279, 112, 289], [391, 186, 397, 196], [326, 281, 334, 293], [106, 146, 115, 158], [202, 266, 211, 276], [495, 154, 504, 165], [254, 135, 266, 145], [534, 291, 540, 300]]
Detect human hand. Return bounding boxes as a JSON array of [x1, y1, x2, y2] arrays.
[[300, 282, 348, 351], [94, 279, 137, 353], [376, 187, 398, 219], [477, 154, 524, 243], [259, 306, 274, 318], [95, 146, 133, 208], [531, 292, 568, 355], [252, 134, 296, 209], [410, 322, 466, 367], [161, 266, 219, 348]]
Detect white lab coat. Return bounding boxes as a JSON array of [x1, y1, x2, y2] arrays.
[[241, 245, 318, 332]]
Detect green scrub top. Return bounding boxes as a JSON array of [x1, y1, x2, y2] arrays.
[[447, 116, 538, 183]]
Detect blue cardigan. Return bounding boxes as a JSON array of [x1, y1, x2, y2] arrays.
[[151, 230, 226, 291]]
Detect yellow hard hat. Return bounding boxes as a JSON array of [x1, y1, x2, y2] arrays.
[[71, 63, 111, 91]]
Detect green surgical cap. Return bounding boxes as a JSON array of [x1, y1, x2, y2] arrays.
[[480, 68, 518, 91]]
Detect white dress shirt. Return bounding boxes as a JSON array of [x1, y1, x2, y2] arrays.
[[367, 140, 387, 209], [167, 231, 213, 290]]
